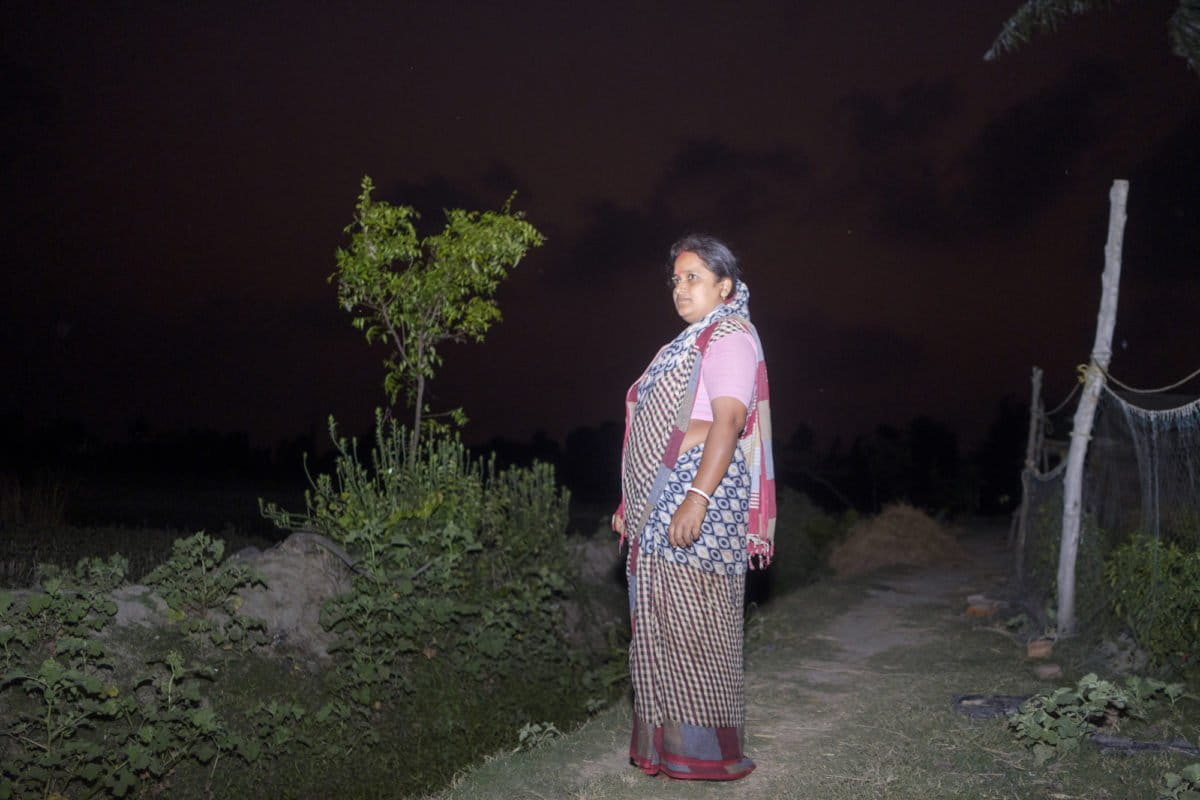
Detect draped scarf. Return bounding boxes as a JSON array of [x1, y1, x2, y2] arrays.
[[618, 284, 776, 566]]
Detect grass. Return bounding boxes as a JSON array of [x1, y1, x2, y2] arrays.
[[190, 649, 595, 799], [420, 541, 1200, 800]]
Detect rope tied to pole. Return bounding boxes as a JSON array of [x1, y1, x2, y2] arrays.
[[1099, 363, 1200, 395], [1046, 381, 1082, 417], [1075, 363, 1105, 385]]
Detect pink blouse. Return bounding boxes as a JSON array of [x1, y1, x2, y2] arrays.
[[691, 330, 758, 421]]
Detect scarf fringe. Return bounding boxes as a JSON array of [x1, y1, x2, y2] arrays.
[[747, 536, 773, 570]]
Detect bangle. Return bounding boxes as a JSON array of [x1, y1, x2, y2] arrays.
[[686, 486, 711, 504]]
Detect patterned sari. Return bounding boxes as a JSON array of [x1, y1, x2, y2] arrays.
[[617, 285, 774, 780]]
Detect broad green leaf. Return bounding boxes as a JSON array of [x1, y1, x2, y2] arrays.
[[191, 707, 217, 730], [239, 739, 262, 762]]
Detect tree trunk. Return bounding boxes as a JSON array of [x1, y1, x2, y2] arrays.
[[411, 371, 425, 462], [1057, 179, 1128, 636]]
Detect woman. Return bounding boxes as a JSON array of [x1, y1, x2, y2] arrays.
[[613, 234, 775, 780]]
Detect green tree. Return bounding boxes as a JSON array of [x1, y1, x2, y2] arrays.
[[985, 0, 1200, 76], [333, 176, 544, 452]]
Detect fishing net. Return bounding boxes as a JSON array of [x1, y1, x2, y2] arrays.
[[1017, 376, 1200, 635]]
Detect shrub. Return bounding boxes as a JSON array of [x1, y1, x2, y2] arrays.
[[260, 413, 584, 787], [1106, 536, 1200, 667]]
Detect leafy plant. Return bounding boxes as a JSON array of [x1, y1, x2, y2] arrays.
[[142, 532, 267, 651], [261, 413, 581, 766], [1, 546, 299, 799], [120, 651, 245, 793], [1107, 535, 1200, 667], [0, 606, 238, 799], [1009, 672, 1184, 763], [514, 721, 562, 752], [241, 700, 309, 764], [1, 556, 124, 667], [1162, 763, 1200, 800], [143, 532, 261, 616], [4, 648, 279, 799], [333, 175, 544, 452], [1, 651, 123, 798]]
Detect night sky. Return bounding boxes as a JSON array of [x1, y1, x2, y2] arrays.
[[4, 1, 1199, 458]]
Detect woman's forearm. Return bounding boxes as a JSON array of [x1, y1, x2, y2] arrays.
[[667, 397, 746, 547]]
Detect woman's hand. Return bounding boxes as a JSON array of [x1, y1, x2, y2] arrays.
[[668, 495, 708, 548], [611, 513, 625, 535], [667, 396, 746, 549]]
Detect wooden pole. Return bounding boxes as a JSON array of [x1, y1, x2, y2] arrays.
[[1014, 366, 1043, 581], [1057, 179, 1128, 636]]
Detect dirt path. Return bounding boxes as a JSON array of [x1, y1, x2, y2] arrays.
[[734, 523, 1012, 797], [431, 521, 1019, 800]]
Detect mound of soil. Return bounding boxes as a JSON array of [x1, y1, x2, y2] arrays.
[[829, 503, 967, 577]]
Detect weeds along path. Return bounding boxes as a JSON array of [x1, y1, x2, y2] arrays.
[[427, 522, 1020, 800]]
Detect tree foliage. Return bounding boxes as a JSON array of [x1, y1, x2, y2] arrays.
[[333, 176, 545, 451], [985, 0, 1200, 76]]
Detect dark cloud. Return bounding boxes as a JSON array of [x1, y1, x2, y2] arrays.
[[566, 200, 668, 282], [7, 288, 374, 444], [1103, 108, 1200, 387], [853, 61, 1124, 241], [1126, 108, 1200, 281], [865, 162, 946, 240], [653, 140, 812, 233], [839, 87, 958, 240], [559, 139, 812, 289], [792, 319, 926, 383], [4, 0, 1194, 455], [953, 59, 1121, 229], [833, 78, 962, 241], [379, 167, 532, 227], [480, 163, 534, 204], [839, 79, 962, 149], [752, 309, 934, 446]]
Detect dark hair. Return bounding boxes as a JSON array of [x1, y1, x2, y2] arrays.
[[668, 234, 742, 297]]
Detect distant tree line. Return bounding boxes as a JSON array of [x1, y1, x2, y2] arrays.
[[0, 397, 1027, 523], [0, 412, 324, 482], [480, 398, 1029, 519], [777, 398, 1028, 517]]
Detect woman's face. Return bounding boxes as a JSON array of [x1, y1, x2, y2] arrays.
[[671, 250, 731, 324]]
